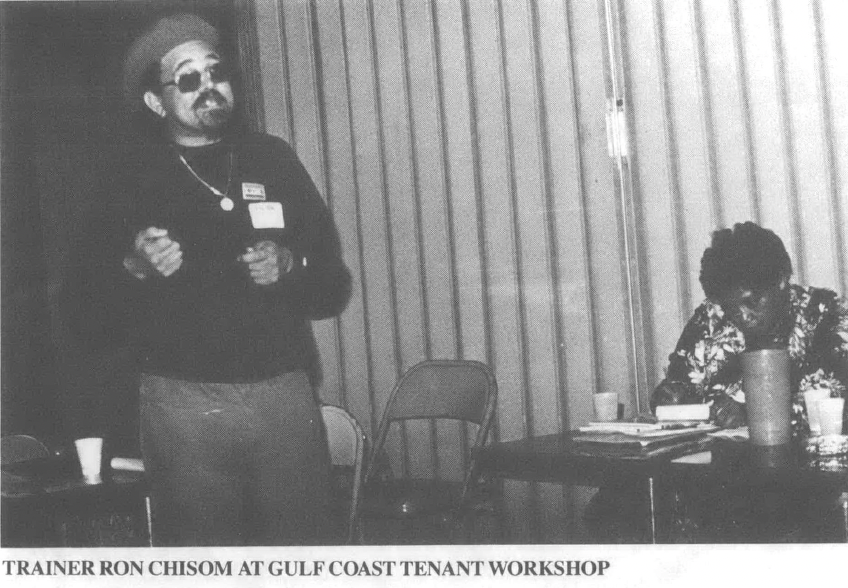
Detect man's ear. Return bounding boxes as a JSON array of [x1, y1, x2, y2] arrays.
[[143, 91, 166, 118]]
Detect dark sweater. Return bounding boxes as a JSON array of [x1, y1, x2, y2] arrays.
[[101, 132, 350, 382]]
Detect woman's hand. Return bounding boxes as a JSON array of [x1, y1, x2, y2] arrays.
[[710, 395, 746, 429], [650, 381, 698, 413]]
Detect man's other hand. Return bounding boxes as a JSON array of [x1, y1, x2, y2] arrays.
[[239, 240, 293, 286], [125, 227, 183, 279]]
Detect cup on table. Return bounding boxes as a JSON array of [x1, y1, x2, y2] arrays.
[[818, 398, 845, 436], [593, 392, 619, 422], [74, 437, 103, 484], [741, 349, 791, 446], [803, 389, 831, 436], [751, 443, 793, 470]]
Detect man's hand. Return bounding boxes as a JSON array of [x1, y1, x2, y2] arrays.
[[124, 227, 183, 279], [239, 240, 293, 286]]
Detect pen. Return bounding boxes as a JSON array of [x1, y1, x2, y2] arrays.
[[658, 422, 700, 430]]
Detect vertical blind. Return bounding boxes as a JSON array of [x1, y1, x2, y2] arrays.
[[621, 0, 848, 388], [244, 0, 848, 542]]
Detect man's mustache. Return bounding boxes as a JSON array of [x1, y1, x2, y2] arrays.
[[193, 90, 228, 109]]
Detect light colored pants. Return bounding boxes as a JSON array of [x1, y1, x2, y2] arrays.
[[140, 371, 333, 546]]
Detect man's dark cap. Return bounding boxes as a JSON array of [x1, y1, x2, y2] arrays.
[[122, 13, 220, 110]]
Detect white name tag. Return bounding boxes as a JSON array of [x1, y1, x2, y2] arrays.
[[248, 202, 284, 229], [242, 182, 267, 201]]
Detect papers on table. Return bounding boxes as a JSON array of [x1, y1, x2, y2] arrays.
[[671, 450, 713, 464], [571, 423, 719, 460], [579, 421, 717, 437], [655, 403, 711, 422], [574, 407, 720, 459], [110, 457, 145, 472], [707, 426, 749, 441]]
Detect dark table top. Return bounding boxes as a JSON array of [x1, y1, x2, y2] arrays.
[[2, 456, 147, 502], [2, 456, 151, 548], [474, 432, 688, 486], [475, 431, 848, 490], [669, 438, 848, 489]]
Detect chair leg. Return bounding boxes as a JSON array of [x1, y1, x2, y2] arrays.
[[454, 512, 472, 544], [356, 515, 371, 545], [145, 496, 154, 547], [347, 511, 362, 545], [493, 480, 508, 543], [841, 492, 848, 543]]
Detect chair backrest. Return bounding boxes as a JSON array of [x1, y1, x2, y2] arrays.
[[365, 360, 498, 489], [382, 360, 495, 424], [320, 404, 366, 544], [1, 434, 50, 465]]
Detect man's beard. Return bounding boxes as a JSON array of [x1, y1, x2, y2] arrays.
[[194, 89, 233, 128]]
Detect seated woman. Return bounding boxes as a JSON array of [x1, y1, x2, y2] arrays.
[[587, 222, 848, 543], [653, 221, 848, 433]]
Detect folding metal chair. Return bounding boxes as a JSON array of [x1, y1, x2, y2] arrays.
[[358, 360, 498, 543], [320, 404, 366, 544], [1, 434, 50, 464]]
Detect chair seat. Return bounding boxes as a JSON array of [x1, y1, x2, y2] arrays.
[[360, 479, 464, 519]]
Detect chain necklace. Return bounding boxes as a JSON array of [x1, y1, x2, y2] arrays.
[[177, 148, 235, 211]]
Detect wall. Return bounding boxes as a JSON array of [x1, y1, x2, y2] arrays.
[[246, 0, 848, 542], [620, 0, 848, 387]]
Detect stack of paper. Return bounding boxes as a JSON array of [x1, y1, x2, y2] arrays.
[[579, 421, 714, 435], [110, 457, 145, 472], [571, 424, 717, 459], [655, 403, 710, 422]]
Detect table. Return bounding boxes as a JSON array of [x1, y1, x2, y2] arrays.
[[474, 433, 848, 543], [667, 440, 848, 542], [2, 455, 151, 547]]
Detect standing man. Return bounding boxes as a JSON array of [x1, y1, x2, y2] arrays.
[[113, 13, 351, 545]]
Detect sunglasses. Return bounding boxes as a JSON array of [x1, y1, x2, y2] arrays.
[[162, 63, 231, 93]]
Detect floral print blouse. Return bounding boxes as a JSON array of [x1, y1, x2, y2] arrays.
[[661, 285, 848, 432]]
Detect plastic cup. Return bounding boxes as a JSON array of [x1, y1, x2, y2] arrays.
[[818, 398, 845, 436], [751, 443, 793, 470], [74, 437, 103, 484], [741, 349, 791, 446], [593, 392, 619, 422], [803, 389, 831, 435]]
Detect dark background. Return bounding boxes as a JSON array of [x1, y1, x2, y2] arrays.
[[1, 0, 236, 454]]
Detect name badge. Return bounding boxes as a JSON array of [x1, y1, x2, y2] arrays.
[[248, 202, 285, 229], [242, 182, 267, 201]]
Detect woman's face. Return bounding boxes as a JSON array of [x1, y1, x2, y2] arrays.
[[720, 277, 791, 340]]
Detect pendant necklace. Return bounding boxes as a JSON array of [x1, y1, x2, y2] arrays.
[[177, 148, 235, 211]]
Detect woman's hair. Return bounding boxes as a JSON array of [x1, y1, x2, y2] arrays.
[[699, 222, 792, 300]]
